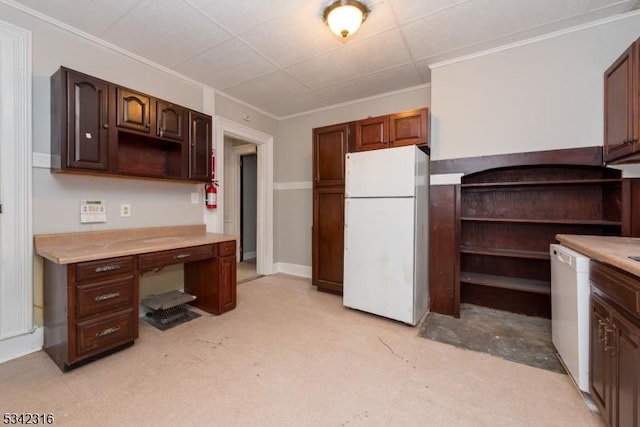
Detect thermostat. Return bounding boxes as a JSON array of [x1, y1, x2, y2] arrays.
[[80, 200, 107, 223]]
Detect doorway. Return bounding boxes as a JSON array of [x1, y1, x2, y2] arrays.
[[223, 139, 260, 283], [214, 116, 274, 278]]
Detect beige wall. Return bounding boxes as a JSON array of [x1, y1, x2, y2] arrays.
[[214, 93, 279, 138], [0, 3, 205, 325], [275, 87, 431, 267], [430, 11, 640, 162]]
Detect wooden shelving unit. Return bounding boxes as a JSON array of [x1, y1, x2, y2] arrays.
[[460, 272, 551, 295], [459, 165, 622, 317]]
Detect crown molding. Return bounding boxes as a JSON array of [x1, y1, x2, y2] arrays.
[[429, 9, 640, 70], [0, 0, 215, 91], [279, 82, 431, 120]]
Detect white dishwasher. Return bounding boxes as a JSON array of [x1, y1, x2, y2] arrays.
[[550, 244, 590, 393]]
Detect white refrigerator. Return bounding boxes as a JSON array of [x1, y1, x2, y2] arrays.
[[343, 145, 429, 326]]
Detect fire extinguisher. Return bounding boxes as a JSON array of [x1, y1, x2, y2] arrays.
[[205, 149, 217, 209], [205, 182, 217, 209]]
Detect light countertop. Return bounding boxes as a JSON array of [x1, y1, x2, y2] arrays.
[[556, 234, 640, 277], [34, 224, 236, 264]]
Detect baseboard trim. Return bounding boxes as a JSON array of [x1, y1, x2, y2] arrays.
[[274, 262, 311, 278], [242, 251, 257, 260], [0, 327, 43, 364]]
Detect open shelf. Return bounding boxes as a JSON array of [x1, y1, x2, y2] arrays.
[[461, 178, 621, 188], [460, 246, 550, 260], [458, 164, 622, 317], [117, 133, 183, 179], [461, 217, 622, 226], [460, 271, 551, 295]]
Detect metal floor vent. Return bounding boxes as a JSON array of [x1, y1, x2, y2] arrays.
[[141, 290, 200, 331]]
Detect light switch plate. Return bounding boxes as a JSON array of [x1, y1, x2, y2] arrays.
[[80, 200, 106, 223]]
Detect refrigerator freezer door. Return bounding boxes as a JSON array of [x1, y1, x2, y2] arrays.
[[346, 145, 418, 198], [344, 197, 416, 324]]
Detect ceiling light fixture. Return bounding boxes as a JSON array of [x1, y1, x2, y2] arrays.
[[323, 0, 369, 39]]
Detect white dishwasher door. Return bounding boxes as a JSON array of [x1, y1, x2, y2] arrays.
[[550, 244, 590, 393]]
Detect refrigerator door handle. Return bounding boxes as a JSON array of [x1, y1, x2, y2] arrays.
[[344, 200, 349, 251]]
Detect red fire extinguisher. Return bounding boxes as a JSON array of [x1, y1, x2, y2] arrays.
[[205, 182, 217, 209], [205, 149, 217, 209]]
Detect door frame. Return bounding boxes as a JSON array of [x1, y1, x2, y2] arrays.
[[0, 20, 34, 352], [214, 117, 273, 275]]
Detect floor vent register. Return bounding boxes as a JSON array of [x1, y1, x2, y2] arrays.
[[142, 290, 201, 331]]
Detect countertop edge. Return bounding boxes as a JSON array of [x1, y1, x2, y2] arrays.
[[35, 227, 237, 265], [556, 234, 640, 277]]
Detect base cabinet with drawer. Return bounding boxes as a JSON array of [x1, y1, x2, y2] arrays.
[[42, 237, 237, 371], [589, 260, 640, 427], [184, 240, 237, 315], [43, 256, 139, 371]]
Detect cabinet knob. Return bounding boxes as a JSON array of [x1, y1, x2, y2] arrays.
[[103, 124, 109, 129], [145, 123, 150, 128]]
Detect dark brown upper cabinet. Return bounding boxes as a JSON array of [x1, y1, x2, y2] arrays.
[[51, 67, 212, 183], [390, 108, 429, 148], [116, 88, 151, 134], [604, 38, 640, 164], [51, 68, 110, 171], [313, 122, 352, 187], [157, 100, 186, 142], [354, 115, 389, 152], [354, 108, 429, 152], [189, 111, 211, 181]]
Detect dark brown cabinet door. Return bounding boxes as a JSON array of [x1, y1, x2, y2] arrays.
[[611, 310, 640, 427], [156, 100, 185, 142], [313, 123, 350, 187], [65, 72, 109, 170], [218, 254, 236, 313], [390, 108, 428, 147], [116, 88, 151, 133], [590, 293, 612, 423], [604, 40, 639, 163], [355, 115, 389, 152], [188, 111, 212, 181], [312, 187, 345, 293]]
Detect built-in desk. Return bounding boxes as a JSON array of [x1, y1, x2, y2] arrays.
[[34, 225, 237, 371]]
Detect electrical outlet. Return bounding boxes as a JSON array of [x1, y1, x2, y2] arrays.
[[120, 204, 131, 217], [191, 192, 199, 204]]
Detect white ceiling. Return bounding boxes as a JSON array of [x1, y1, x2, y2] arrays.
[[11, 0, 639, 118]]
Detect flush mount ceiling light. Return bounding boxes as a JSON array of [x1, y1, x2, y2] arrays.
[[323, 0, 369, 39]]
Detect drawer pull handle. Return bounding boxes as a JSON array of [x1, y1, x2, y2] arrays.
[[96, 325, 120, 337], [95, 292, 120, 302], [598, 320, 606, 343], [174, 253, 191, 260], [95, 264, 121, 273], [604, 324, 617, 355]]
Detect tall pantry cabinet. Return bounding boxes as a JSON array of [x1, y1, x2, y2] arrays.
[[312, 108, 429, 295], [312, 123, 354, 294]]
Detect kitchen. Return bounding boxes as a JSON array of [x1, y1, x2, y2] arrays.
[[1, 0, 640, 425]]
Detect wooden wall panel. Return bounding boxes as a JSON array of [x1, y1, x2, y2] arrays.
[[622, 179, 640, 237], [429, 184, 460, 317]]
